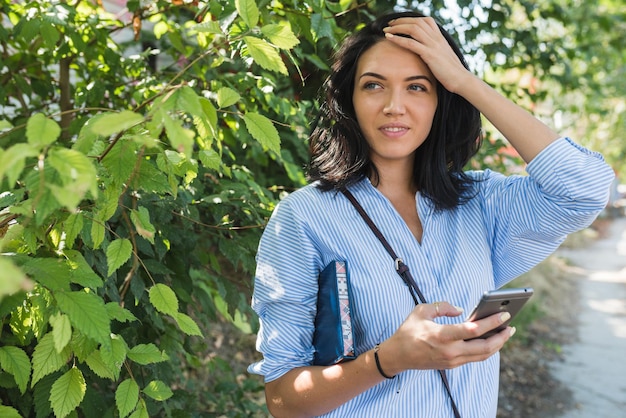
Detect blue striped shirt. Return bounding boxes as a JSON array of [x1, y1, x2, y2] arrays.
[[248, 137, 614, 417]]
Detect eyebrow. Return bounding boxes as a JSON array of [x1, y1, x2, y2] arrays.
[[358, 72, 434, 84]]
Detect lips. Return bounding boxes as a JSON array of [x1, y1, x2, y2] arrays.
[[380, 124, 409, 137]]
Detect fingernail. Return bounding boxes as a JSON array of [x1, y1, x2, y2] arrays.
[[454, 306, 464, 313], [500, 312, 511, 322], [510, 327, 517, 337]]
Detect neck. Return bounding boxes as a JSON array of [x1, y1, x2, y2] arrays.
[[370, 161, 417, 198]]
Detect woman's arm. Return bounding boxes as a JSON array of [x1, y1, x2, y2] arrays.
[[384, 17, 560, 163], [262, 302, 513, 417], [264, 350, 382, 418], [451, 75, 559, 163]]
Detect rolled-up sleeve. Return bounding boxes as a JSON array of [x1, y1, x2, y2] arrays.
[[247, 198, 321, 382], [527, 137, 614, 214], [480, 137, 614, 285]]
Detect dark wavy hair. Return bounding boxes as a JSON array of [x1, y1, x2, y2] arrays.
[[307, 11, 483, 210]]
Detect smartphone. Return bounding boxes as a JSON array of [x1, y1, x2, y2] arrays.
[[465, 287, 534, 340]]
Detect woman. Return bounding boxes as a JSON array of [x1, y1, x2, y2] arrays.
[[248, 10, 614, 418]]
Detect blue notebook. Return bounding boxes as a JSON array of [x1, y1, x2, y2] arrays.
[[313, 260, 356, 365]]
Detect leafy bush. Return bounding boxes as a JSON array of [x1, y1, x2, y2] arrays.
[[0, 0, 360, 416]]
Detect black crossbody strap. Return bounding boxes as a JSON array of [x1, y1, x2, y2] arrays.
[[342, 188, 462, 418], [341, 189, 426, 304]]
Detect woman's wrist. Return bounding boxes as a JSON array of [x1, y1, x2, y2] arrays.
[[372, 342, 401, 379], [374, 344, 396, 379]]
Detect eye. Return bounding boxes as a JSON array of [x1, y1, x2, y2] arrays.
[[408, 84, 427, 92], [362, 81, 382, 90]]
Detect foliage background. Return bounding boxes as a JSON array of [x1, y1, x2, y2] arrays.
[[0, 0, 623, 417]]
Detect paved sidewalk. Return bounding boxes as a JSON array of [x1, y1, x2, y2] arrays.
[[553, 217, 626, 417]]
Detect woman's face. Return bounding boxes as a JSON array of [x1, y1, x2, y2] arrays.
[[352, 39, 438, 170]]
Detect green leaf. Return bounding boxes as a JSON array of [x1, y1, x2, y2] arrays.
[[199, 97, 218, 139], [64, 250, 103, 290], [94, 186, 121, 224], [106, 238, 133, 276], [40, 21, 60, 49], [156, 86, 203, 119], [69, 332, 98, 363], [0, 256, 29, 299], [73, 119, 100, 155], [55, 291, 111, 349], [84, 349, 115, 380], [143, 380, 173, 401], [168, 86, 203, 117], [26, 113, 61, 148], [242, 112, 281, 154], [174, 312, 203, 337], [198, 149, 221, 171], [148, 283, 179, 316], [33, 373, 55, 418], [192, 20, 222, 34], [0, 406, 21, 418], [50, 367, 86, 418], [128, 398, 148, 418], [21, 257, 72, 291], [23, 163, 64, 226], [101, 139, 139, 187], [0, 119, 13, 131], [89, 111, 144, 137], [116, 378, 139, 418], [127, 343, 169, 365], [48, 148, 98, 199], [130, 160, 171, 194], [311, 13, 334, 41], [0, 346, 32, 394], [32, 332, 72, 386], [49, 313, 72, 353], [105, 302, 138, 323], [163, 115, 195, 158], [236, 0, 259, 27], [217, 87, 241, 108], [63, 213, 84, 249], [0, 143, 38, 187], [130, 207, 156, 244], [100, 336, 127, 381], [261, 23, 300, 49], [243, 36, 288, 74], [0, 220, 22, 252], [90, 218, 105, 250]]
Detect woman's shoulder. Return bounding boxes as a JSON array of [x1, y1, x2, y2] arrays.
[[281, 182, 331, 202], [463, 168, 508, 190], [458, 169, 514, 204], [274, 182, 343, 214]]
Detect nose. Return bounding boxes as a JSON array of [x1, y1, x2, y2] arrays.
[[383, 90, 406, 116]]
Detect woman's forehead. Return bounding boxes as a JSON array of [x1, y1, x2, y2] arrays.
[[355, 40, 434, 80]]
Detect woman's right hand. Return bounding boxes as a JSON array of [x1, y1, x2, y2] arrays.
[[376, 302, 515, 376]]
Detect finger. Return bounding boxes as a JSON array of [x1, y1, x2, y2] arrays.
[[383, 25, 441, 58], [384, 17, 439, 41], [452, 327, 514, 365], [467, 326, 515, 354], [383, 24, 429, 44], [387, 16, 439, 30], [428, 326, 509, 368], [463, 311, 513, 340], [430, 301, 464, 319]]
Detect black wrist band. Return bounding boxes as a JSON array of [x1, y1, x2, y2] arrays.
[[374, 344, 396, 379]]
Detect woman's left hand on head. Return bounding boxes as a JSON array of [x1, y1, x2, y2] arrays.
[[383, 17, 473, 94]]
